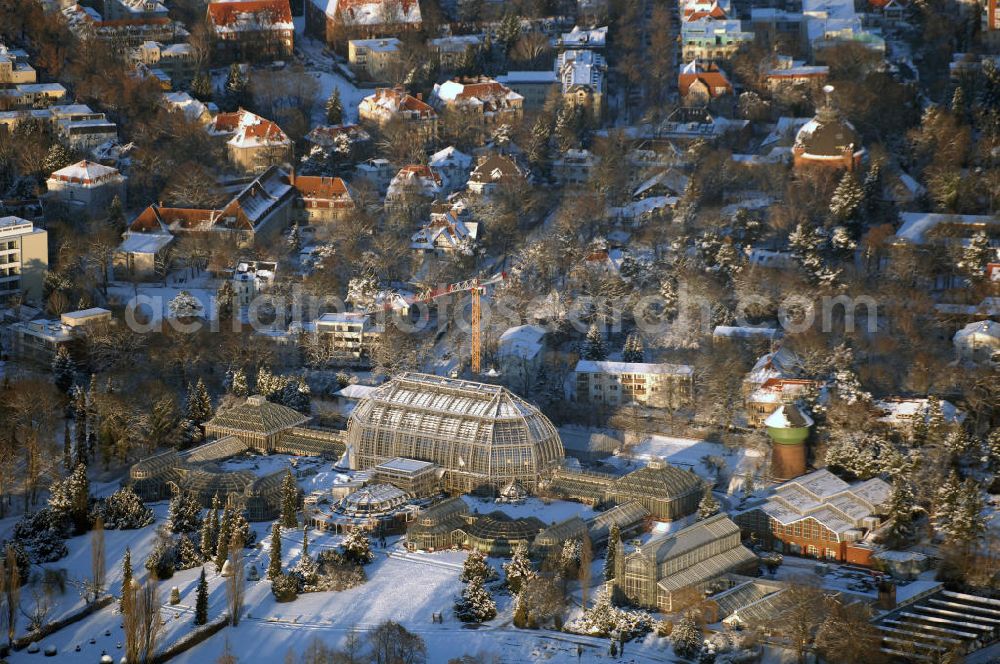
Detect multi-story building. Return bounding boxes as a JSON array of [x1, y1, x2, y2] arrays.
[[734, 469, 891, 565], [615, 514, 758, 613], [230, 259, 277, 307], [557, 49, 607, 118], [292, 174, 355, 224], [985, 0, 1000, 43], [428, 146, 472, 193], [207, 0, 294, 63], [0, 216, 48, 305], [306, 0, 421, 48], [495, 71, 558, 112], [466, 154, 527, 197], [763, 54, 829, 91], [315, 312, 381, 365], [10, 308, 112, 362], [208, 108, 293, 173], [678, 59, 733, 106], [129, 41, 197, 87], [681, 19, 755, 62], [574, 360, 694, 410], [304, 123, 372, 157], [429, 34, 483, 71], [0, 47, 36, 86], [385, 164, 442, 212], [62, 3, 180, 51], [348, 38, 402, 80], [552, 148, 599, 186], [558, 25, 607, 50], [358, 87, 438, 143], [45, 160, 126, 219], [55, 110, 118, 153], [430, 77, 523, 132], [0, 83, 67, 109]]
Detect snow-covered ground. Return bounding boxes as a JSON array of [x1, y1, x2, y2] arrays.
[[107, 268, 219, 325], [462, 496, 597, 524]]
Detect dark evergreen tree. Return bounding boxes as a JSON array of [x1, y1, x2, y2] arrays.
[[121, 547, 133, 614], [194, 567, 208, 625], [51, 346, 75, 394], [186, 379, 213, 425], [325, 88, 343, 125], [225, 63, 250, 109], [200, 494, 220, 557], [215, 505, 233, 572], [582, 323, 607, 361], [42, 142, 74, 175], [621, 333, 644, 363], [268, 523, 282, 580], [63, 422, 72, 473], [280, 470, 299, 528], [190, 70, 213, 102], [603, 523, 620, 582], [106, 195, 124, 232], [882, 476, 916, 548], [72, 386, 87, 466]]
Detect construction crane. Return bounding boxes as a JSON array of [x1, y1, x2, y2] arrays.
[[367, 272, 506, 374]]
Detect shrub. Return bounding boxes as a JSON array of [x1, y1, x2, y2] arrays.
[[271, 573, 299, 602]]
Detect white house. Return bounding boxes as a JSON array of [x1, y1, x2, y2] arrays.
[[953, 319, 1000, 365]]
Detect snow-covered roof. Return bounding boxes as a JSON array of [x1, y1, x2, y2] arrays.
[[575, 360, 693, 376], [349, 37, 402, 52], [746, 346, 801, 384], [954, 319, 1000, 341], [894, 212, 999, 246], [875, 397, 964, 426], [335, 383, 378, 400], [48, 160, 121, 184], [429, 146, 472, 169], [207, 0, 293, 33], [557, 49, 607, 91], [162, 91, 211, 122], [498, 324, 547, 361], [119, 231, 174, 255], [497, 71, 559, 84], [309, 0, 420, 25], [713, 325, 781, 339], [560, 25, 608, 48]]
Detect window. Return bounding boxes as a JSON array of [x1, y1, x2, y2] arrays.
[[807, 545, 819, 557], [825, 548, 838, 560]]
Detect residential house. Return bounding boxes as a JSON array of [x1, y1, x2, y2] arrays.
[[497, 324, 547, 380], [292, 174, 355, 223], [678, 59, 733, 106], [575, 360, 694, 410], [430, 77, 524, 133], [410, 200, 478, 256], [45, 160, 126, 219], [953, 320, 1000, 365], [55, 109, 117, 153], [208, 108, 293, 173], [0, 47, 36, 86], [556, 49, 606, 118], [230, 259, 277, 307], [0, 82, 67, 109], [0, 216, 47, 305], [62, 3, 180, 50], [161, 91, 215, 124], [615, 514, 758, 613], [466, 154, 527, 197], [429, 34, 483, 71], [122, 165, 295, 250], [734, 469, 891, 565], [681, 19, 755, 62], [315, 311, 381, 365], [348, 38, 402, 80], [115, 230, 173, 280], [306, 0, 421, 47], [129, 41, 197, 86], [207, 0, 294, 62], [428, 146, 472, 193], [304, 123, 372, 163], [385, 165, 442, 212], [874, 397, 964, 438], [743, 346, 802, 397], [553, 149, 599, 186], [763, 55, 829, 91], [745, 378, 818, 427], [358, 87, 438, 143]]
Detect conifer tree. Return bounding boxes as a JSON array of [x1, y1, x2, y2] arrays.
[[502, 542, 535, 593], [934, 470, 962, 530], [672, 611, 702, 659], [194, 567, 208, 625], [958, 231, 990, 284], [280, 470, 299, 528], [42, 143, 74, 175], [73, 386, 88, 466], [168, 492, 203, 534], [985, 429, 1000, 473], [455, 575, 496, 623], [268, 523, 282, 580], [107, 195, 124, 232], [925, 397, 947, 443], [342, 528, 373, 564], [883, 476, 916, 548], [582, 322, 607, 361], [461, 549, 493, 583], [215, 505, 233, 572], [186, 379, 213, 425], [287, 222, 301, 254], [226, 63, 249, 108], [63, 422, 72, 473], [301, 525, 309, 559], [200, 495, 220, 558], [829, 171, 864, 224], [948, 480, 987, 545], [52, 346, 75, 395], [325, 88, 343, 125], [121, 547, 133, 614], [621, 333, 644, 363], [229, 368, 249, 398], [697, 489, 720, 520], [603, 523, 620, 582], [191, 70, 212, 101]]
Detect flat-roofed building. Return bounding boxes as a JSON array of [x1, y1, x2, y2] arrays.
[[0, 216, 48, 305], [348, 37, 402, 80], [575, 360, 693, 410], [10, 307, 112, 362], [372, 457, 439, 497], [315, 311, 381, 365]]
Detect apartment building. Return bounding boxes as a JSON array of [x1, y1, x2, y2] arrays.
[[315, 312, 381, 365], [0, 216, 48, 306], [348, 38, 402, 80], [574, 360, 694, 410]]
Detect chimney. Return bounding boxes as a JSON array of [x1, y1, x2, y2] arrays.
[[876, 579, 896, 610]]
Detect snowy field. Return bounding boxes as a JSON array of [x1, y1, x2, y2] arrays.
[[107, 269, 219, 325]]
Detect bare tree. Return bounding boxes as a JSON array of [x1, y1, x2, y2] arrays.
[[226, 532, 245, 626], [578, 532, 592, 610], [368, 620, 427, 664], [21, 585, 52, 632], [89, 516, 106, 603], [136, 579, 161, 664], [1, 545, 21, 648], [216, 636, 238, 664]]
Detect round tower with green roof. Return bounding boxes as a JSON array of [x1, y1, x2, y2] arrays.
[[765, 403, 813, 480]]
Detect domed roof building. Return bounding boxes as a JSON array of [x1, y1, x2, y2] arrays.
[[793, 86, 866, 171], [346, 372, 564, 494]]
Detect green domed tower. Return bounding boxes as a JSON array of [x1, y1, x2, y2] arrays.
[[765, 404, 813, 480]]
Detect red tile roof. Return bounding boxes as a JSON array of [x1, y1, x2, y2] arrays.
[[207, 0, 291, 27]]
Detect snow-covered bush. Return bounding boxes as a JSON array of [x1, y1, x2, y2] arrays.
[[310, 550, 367, 592], [271, 572, 299, 602], [12, 510, 70, 563], [145, 540, 176, 579], [672, 611, 702, 659], [168, 492, 203, 534], [565, 591, 653, 640], [175, 534, 202, 571], [455, 576, 497, 623], [341, 529, 373, 565], [98, 486, 154, 530]]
